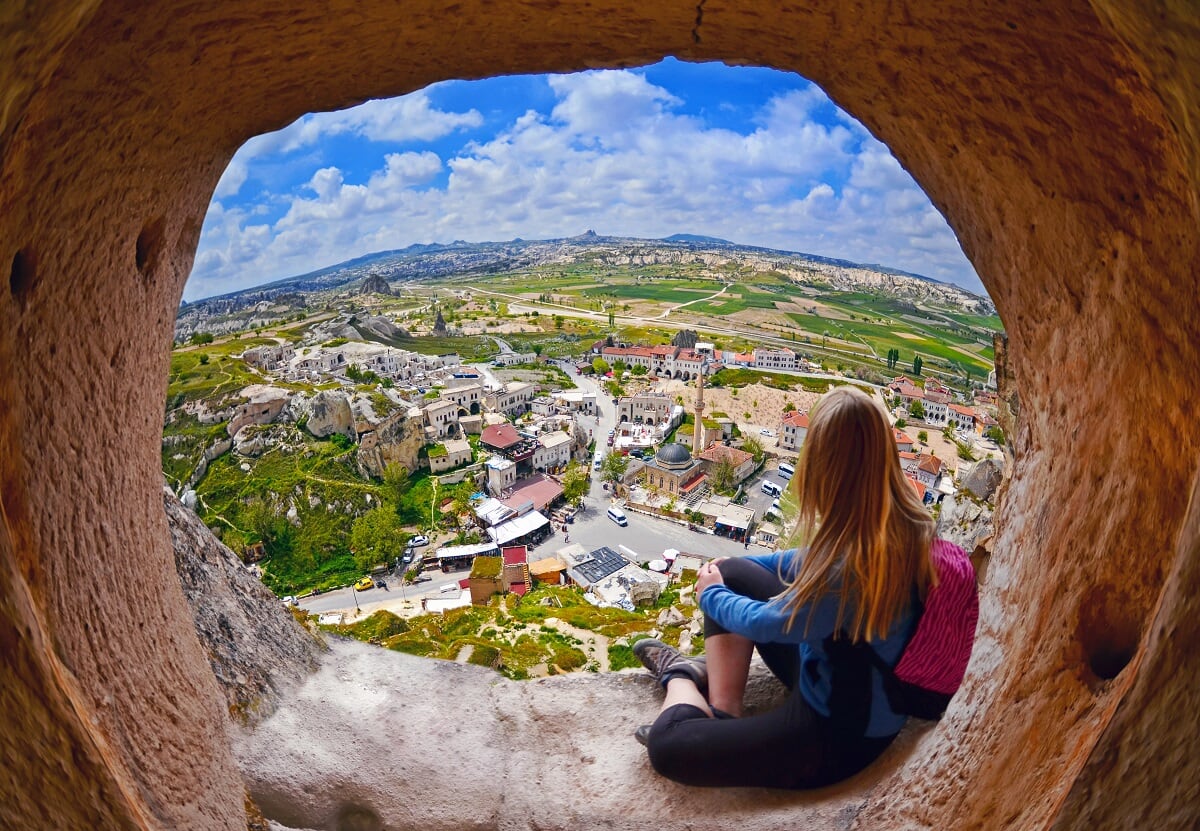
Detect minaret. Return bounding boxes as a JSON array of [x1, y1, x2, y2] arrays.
[[693, 362, 705, 454]]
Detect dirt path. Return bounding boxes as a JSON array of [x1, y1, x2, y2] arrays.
[[656, 283, 729, 319], [544, 617, 611, 672]]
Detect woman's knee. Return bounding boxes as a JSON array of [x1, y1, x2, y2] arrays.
[[716, 558, 783, 599]]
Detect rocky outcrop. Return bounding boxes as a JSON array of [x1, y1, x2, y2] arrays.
[[960, 457, 1004, 502], [184, 438, 233, 492], [164, 489, 323, 725], [226, 386, 291, 437], [356, 410, 425, 479], [358, 314, 408, 341], [358, 273, 392, 295], [298, 390, 355, 439]]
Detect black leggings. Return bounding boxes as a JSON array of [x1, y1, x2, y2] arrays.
[[644, 558, 896, 789]]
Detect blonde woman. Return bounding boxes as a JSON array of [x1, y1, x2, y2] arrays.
[[633, 386, 940, 788]]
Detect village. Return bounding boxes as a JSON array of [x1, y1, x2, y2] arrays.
[[222, 320, 1005, 657]]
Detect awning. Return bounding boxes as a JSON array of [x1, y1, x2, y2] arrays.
[[487, 511, 550, 546]]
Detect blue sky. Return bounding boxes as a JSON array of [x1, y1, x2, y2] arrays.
[[187, 59, 982, 301]]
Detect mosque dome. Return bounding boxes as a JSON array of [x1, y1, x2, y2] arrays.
[[655, 442, 693, 470]]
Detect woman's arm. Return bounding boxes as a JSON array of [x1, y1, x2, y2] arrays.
[[699, 584, 807, 644]]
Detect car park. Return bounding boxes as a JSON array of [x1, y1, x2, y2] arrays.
[[353, 576, 375, 591]]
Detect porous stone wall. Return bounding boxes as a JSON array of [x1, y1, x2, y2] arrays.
[[1, 2, 1197, 829]]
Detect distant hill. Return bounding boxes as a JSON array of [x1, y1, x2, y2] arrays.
[[181, 232, 994, 318]]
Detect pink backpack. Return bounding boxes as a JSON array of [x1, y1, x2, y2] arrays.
[[880, 539, 980, 719]]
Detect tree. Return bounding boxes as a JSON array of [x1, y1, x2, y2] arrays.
[[608, 309, 615, 327], [612, 360, 627, 374], [918, 430, 929, 443], [710, 459, 737, 493], [913, 355, 923, 376], [783, 401, 796, 413], [350, 507, 407, 571], [600, 452, 628, 484], [741, 435, 765, 465], [532, 343, 543, 357], [592, 357, 610, 375], [553, 315, 564, 329], [908, 399, 926, 420], [631, 364, 648, 376], [984, 425, 1006, 446], [895, 418, 907, 428], [444, 482, 476, 529], [381, 462, 410, 503], [561, 462, 589, 505]]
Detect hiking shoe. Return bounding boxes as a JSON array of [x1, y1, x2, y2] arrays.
[[634, 724, 652, 746], [632, 639, 708, 693]]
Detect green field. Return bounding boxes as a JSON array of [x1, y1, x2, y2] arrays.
[[786, 311, 991, 377]]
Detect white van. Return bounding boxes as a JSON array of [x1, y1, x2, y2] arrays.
[[594, 450, 604, 471], [778, 462, 795, 479], [761, 481, 782, 497], [607, 506, 628, 526]]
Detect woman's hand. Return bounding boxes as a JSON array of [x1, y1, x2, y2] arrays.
[[696, 560, 725, 598]]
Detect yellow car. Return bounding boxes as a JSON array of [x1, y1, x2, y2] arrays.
[[353, 576, 375, 591]]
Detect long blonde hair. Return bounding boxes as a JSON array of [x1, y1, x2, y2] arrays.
[[782, 386, 936, 641]]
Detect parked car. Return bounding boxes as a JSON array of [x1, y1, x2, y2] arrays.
[[374, 579, 388, 589], [353, 576, 375, 591], [402, 552, 415, 564], [759, 428, 776, 437], [409, 534, 430, 547], [280, 595, 298, 607]]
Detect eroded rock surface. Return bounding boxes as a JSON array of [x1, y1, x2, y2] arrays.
[[165, 489, 324, 725]]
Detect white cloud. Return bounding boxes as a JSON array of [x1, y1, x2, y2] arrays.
[[187, 70, 982, 300]]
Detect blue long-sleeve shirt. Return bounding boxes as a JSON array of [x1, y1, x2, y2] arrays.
[[698, 549, 917, 738]]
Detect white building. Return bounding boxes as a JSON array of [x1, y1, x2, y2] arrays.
[[486, 382, 536, 416], [533, 431, 572, 472], [753, 347, 796, 371], [423, 399, 460, 438], [779, 411, 809, 451], [440, 383, 483, 414]]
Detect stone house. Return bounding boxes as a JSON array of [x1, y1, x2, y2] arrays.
[[428, 438, 473, 473], [422, 399, 460, 439], [533, 431, 572, 472], [485, 382, 536, 416]]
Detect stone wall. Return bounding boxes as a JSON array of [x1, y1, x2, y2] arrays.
[[1, 2, 1198, 829]]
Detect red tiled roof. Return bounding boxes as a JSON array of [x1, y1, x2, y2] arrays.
[[894, 429, 913, 445], [907, 476, 927, 500], [481, 423, 522, 449], [698, 443, 753, 466], [949, 404, 977, 417], [782, 411, 809, 428], [734, 352, 754, 363], [650, 345, 678, 356], [918, 454, 944, 475], [899, 451, 920, 461]]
